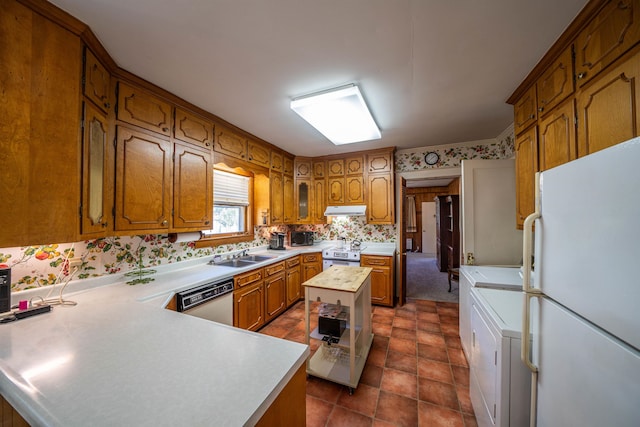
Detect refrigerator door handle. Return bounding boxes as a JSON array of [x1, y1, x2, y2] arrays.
[[522, 172, 540, 293], [522, 290, 540, 427]]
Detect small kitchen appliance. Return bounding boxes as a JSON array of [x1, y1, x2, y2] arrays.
[[269, 232, 286, 250], [0, 266, 10, 314], [290, 231, 314, 246]]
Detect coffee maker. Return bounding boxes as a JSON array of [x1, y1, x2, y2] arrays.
[[269, 232, 286, 250]]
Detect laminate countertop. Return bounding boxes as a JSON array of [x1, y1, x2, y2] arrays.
[[0, 241, 395, 425], [302, 266, 373, 293]]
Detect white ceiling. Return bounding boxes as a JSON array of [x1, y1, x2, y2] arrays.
[[51, 0, 588, 158]]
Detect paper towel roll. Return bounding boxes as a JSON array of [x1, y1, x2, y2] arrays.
[[168, 232, 202, 243]]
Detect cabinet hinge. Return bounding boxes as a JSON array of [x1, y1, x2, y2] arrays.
[[79, 205, 83, 218], [81, 119, 85, 129]]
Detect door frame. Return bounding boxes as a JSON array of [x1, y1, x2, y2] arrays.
[[396, 167, 461, 305]]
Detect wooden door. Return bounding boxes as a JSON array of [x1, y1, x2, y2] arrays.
[[576, 52, 640, 156], [117, 82, 172, 136], [214, 126, 247, 159], [173, 143, 212, 230], [515, 127, 538, 228], [233, 283, 264, 331], [537, 46, 574, 116], [327, 159, 344, 176], [538, 100, 577, 171], [265, 273, 286, 322], [514, 85, 537, 135], [248, 140, 271, 168], [327, 177, 345, 205], [83, 48, 111, 112], [367, 174, 394, 224], [115, 127, 172, 231], [174, 107, 214, 150], [286, 265, 301, 307], [575, 0, 640, 88], [312, 179, 326, 223], [345, 176, 365, 204], [81, 102, 110, 236], [283, 174, 294, 223], [270, 172, 284, 224]]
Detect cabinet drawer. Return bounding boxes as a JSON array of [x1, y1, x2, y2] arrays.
[[286, 256, 300, 268], [361, 255, 391, 267], [303, 253, 320, 263], [235, 268, 263, 288], [265, 261, 285, 277]]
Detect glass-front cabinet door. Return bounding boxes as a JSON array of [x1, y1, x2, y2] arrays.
[[296, 179, 311, 223], [81, 102, 110, 236]]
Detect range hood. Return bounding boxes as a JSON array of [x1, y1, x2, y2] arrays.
[[324, 205, 367, 216]]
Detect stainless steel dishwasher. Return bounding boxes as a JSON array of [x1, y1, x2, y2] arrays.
[[176, 278, 234, 325]]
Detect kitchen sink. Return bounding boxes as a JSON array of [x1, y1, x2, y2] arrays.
[[212, 259, 258, 268], [240, 254, 276, 262]]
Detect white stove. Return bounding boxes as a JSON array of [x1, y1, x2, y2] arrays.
[[322, 246, 364, 269]]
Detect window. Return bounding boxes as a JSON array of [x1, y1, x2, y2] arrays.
[[204, 169, 250, 236]]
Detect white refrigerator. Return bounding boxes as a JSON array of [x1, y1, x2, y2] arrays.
[[521, 138, 640, 426]]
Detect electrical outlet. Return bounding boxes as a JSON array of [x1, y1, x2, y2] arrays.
[[68, 258, 83, 268]]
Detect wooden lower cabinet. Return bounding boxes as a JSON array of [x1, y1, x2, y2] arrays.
[[255, 364, 306, 427], [285, 256, 302, 307], [302, 253, 322, 282], [360, 255, 394, 307], [265, 262, 286, 322], [233, 268, 265, 331]]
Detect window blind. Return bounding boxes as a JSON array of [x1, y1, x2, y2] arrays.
[[213, 170, 249, 205]]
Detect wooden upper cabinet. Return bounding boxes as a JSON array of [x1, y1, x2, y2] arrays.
[[283, 174, 295, 223], [295, 159, 312, 178], [81, 102, 111, 237], [214, 126, 247, 159], [270, 172, 284, 224], [313, 178, 327, 224], [367, 151, 393, 173], [575, 0, 640, 87], [345, 156, 364, 175], [328, 177, 345, 205], [514, 126, 538, 228], [247, 140, 271, 168], [313, 160, 326, 178], [117, 82, 172, 136], [576, 51, 640, 156], [83, 48, 111, 112], [271, 151, 284, 172], [173, 143, 212, 230], [345, 176, 365, 204], [537, 46, 574, 116], [514, 85, 537, 135], [115, 126, 172, 231], [538, 99, 577, 171], [174, 107, 214, 150], [283, 155, 294, 175], [367, 174, 394, 224], [327, 159, 344, 176]]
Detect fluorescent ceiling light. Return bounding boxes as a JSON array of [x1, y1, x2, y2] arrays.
[[290, 84, 381, 145]]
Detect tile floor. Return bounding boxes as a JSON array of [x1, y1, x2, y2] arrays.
[[258, 299, 477, 427]]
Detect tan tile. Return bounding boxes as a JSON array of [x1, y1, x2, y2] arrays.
[[389, 336, 417, 356], [418, 377, 460, 410], [306, 376, 343, 403], [451, 365, 470, 388], [447, 347, 468, 367], [385, 351, 417, 374], [375, 390, 419, 427], [440, 322, 459, 337], [374, 306, 396, 317], [417, 311, 440, 323], [391, 327, 417, 341], [336, 383, 379, 417], [306, 395, 334, 427], [373, 322, 393, 337], [395, 308, 417, 319], [456, 384, 474, 415], [367, 347, 388, 367], [380, 368, 418, 399], [417, 358, 454, 384], [418, 343, 449, 363], [393, 317, 417, 330], [372, 313, 394, 325], [417, 320, 441, 333], [439, 314, 459, 325], [328, 405, 373, 427], [417, 330, 446, 347], [372, 335, 389, 351], [418, 401, 465, 427], [444, 334, 462, 349], [360, 363, 383, 388]]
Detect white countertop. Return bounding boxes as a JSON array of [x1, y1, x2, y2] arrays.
[[0, 245, 326, 426], [471, 287, 524, 339]]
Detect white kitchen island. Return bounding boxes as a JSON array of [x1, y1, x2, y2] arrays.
[[302, 266, 373, 394]]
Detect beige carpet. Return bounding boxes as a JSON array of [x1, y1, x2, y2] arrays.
[[406, 253, 459, 303]]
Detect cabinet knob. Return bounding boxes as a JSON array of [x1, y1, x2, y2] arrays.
[[205, 142, 211, 147], [537, 107, 544, 112], [529, 114, 535, 119], [205, 220, 210, 225], [162, 220, 168, 226], [577, 72, 587, 80], [104, 102, 111, 109]]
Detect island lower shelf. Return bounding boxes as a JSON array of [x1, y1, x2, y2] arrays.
[[307, 333, 374, 388]]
